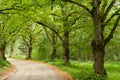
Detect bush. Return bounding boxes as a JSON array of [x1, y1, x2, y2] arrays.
[[85, 74, 107, 80], [0, 59, 10, 67]]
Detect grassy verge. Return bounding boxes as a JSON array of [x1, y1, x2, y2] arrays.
[[42, 59, 120, 80], [12, 56, 120, 80], [0, 59, 11, 76]]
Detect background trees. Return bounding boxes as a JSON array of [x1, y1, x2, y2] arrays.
[[20, 21, 42, 59], [0, 0, 120, 78], [0, 13, 23, 59]]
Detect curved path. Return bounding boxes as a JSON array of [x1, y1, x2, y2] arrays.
[[5, 59, 63, 80]]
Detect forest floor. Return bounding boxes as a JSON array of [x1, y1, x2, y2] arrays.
[[0, 58, 73, 80]]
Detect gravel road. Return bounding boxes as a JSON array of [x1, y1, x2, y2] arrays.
[[5, 59, 62, 80]]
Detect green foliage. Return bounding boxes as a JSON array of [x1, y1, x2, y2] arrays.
[[44, 60, 120, 80], [0, 59, 10, 67], [0, 58, 11, 75], [0, 0, 120, 79], [12, 54, 26, 59], [33, 37, 52, 60]]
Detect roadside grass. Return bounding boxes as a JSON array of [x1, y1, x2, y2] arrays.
[[10, 54, 26, 59], [43, 59, 120, 80], [11, 56, 120, 80], [0, 59, 11, 75], [105, 62, 120, 80]]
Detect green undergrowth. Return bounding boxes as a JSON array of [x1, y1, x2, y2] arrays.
[[0, 59, 11, 74], [42, 59, 120, 80], [11, 54, 26, 59]]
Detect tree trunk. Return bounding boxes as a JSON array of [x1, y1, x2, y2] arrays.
[[51, 47, 57, 60], [92, 40, 107, 75], [1, 41, 7, 60], [28, 46, 32, 59], [27, 34, 33, 59], [51, 32, 57, 60], [63, 31, 70, 64], [10, 45, 13, 57], [91, 0, 107, 76], [9, 40, 15, 57]]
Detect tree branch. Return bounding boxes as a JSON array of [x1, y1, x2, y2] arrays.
[[22, 37, 29, 47], [102, 0, 116, 21], [51, 13, 61, 17], [0, 7, 24, 14], [104, 9, 120, 26], [101, 0, 108, 14], [0, 8, 15, 12], [68, 10, 81, 17], [6, 27, 22, 45], [63, 0, 91, 14], [104, 15, 120, 45], [71, 16, 81, 26], [35, 21, 63, 42], [43, 27, 52, 44]]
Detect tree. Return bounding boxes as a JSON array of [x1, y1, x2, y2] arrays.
[[43, 5, 58, 60], [36, 1, 83, 64], [64, 0, 120, 75], [9, 39, 16, 57], [0, 14, 22, 60], [50, 32, 57, 60], [20, 22, 41, 59], [0, 0, 27, 60], [22, 31, 33, 59], [43, 27, 58, 60]]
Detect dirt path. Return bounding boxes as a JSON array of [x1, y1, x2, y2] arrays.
[[4, 59, 69, 80]]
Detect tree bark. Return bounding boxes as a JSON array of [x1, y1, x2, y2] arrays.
[[1, 41, 7, 60], [28, 46, 32, 59], [10, 45, 13, 57], [27, 34, 33, 59], [51, 32, 57, 60], [63, 31, 70, 64], [9, 40, 15, 57], [92, 40, 107, 75], [91, 0, 107, 76], [51, 47, 57, 60]]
